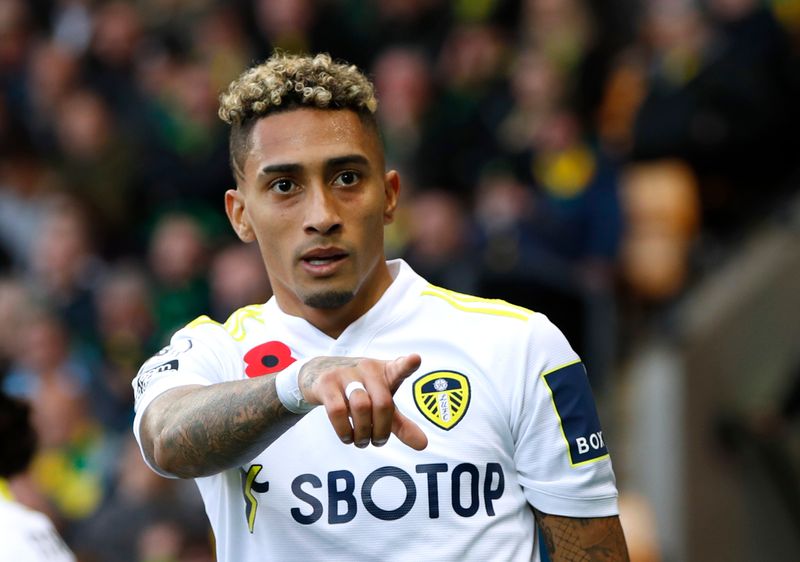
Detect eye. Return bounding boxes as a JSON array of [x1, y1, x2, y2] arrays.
[[332, 171, 360, 187], [270, 178, 297, 194]]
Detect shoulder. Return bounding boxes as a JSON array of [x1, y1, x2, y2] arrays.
[[417, 283, 535, 323], [0, 498, 44, 525], [181, 303, 268, 343], [0, 500, 76, 561], [155, 303, 270, 356], [134, 303, 269, 400], [415, 283, 569, 345]]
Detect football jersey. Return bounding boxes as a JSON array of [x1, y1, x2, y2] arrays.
[[0, 493, 76, 562], [132, 260, 618, 562]]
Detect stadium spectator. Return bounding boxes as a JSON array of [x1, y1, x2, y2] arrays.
[[28, 197, 104, 343], [71, 437, 211, 562], [53, 88, 139, 252], [371, 46, 434, 187], [209, 243, 272, 320], [403, 188, 480, 293], [147, 213, 211, 343], [91, 263, 158, 433], [0, 277, 31, 374], [0, 137, 58, 271]]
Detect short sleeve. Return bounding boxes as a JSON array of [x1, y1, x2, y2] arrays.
[[511, 314, 619, 517], [131, 321, 239, 476]]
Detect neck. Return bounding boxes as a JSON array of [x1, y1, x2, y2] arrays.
[[279, 261, 394, 339]]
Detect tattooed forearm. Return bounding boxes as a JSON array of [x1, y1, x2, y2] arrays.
[[533, 508, 630, 562], [142, 376, 297, 478]]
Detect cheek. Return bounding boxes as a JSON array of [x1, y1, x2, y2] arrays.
[[359, 208, 388, 251], [259, 235, 290, 272], [250, 215, 293, 271]]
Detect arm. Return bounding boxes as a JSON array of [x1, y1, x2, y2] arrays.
[[139, 355, 427, 478], [534, 508, 630, 562]]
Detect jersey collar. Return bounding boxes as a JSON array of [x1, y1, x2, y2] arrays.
[[265, 259, 424, 351]]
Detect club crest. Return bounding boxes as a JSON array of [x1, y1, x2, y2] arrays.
[[413, 371, 470, 430]]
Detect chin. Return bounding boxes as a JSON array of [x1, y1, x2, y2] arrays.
[[303, 290, 355, 309]]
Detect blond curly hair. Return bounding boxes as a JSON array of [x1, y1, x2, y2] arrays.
[[219, 52, 379, 180]]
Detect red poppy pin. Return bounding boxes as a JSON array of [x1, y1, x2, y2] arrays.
[[244, 341, 297, 378]]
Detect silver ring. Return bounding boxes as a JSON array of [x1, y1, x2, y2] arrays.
[[344, 381, 367, 401]]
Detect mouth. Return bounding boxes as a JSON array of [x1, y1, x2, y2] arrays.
[[299, 247, 349, 275]]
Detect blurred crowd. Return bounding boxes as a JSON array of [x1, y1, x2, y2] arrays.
[[1, 0, 799, 560]]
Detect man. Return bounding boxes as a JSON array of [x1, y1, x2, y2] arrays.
[[133, 52, 629, 561], [0, 390, 76, 561]]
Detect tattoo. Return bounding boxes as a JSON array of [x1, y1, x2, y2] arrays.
[[144, 376, 298, 478], [542, 523, 556, 555], [299, 356, 360, 396], [533, 508, 630, 562]]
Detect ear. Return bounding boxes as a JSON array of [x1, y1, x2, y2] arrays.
[[225, 188, 255, 242], [383, 170, 401, 225]]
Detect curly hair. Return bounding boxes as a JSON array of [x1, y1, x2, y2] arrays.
[[219, 52, 379, 181]]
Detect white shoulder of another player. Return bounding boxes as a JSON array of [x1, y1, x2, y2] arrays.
[[0, 497, 76, 561]]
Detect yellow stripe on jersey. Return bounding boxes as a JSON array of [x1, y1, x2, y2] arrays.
[[185, 305, 265, 341], [541, 358, 582, 378], [420, 285, 534, 321], [224, 305, 264, 341]]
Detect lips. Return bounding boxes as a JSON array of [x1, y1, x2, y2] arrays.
[[299, 247, 349, 274], [301, 247, 348, 262]]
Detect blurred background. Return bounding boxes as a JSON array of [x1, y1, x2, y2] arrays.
[[1, 0, 799, 560]]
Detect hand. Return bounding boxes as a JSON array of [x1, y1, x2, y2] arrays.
[[298, 354, 428, 451]]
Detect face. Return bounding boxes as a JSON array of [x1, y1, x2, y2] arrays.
[[226, 108, 399, 334]]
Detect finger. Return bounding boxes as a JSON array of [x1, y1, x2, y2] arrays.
[[383, 354, 422, 394], [320, 385, 354, 445], [361, 378, 394, 447], [391, 409, 428, 451], [347, 384, 373, 448]]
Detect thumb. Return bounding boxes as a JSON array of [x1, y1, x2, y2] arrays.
[[384, 354, 422, 393]]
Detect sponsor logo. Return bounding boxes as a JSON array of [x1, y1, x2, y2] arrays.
[[241, 465, 269, 533], [576, 431, 605, 455], [134, 359, 179, 401], [413, 371, 471, 430], [543, 361, 609, 466], [258, 462, 505, 525], [142, 359, 179, 376]]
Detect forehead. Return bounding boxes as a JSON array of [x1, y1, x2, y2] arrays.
[[243, 108, 381, 176]]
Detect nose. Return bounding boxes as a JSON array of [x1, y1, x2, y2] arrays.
[[303, 185, 342, 236]]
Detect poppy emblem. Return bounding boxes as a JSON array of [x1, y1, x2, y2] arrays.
[[244, 341, 296, 378]]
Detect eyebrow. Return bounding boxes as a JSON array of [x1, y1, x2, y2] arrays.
[[325, 154, 369, 170], [257, 154, 370, 177], [258, 162, 302, 176]]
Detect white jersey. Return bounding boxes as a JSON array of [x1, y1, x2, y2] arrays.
[[0, 494, 76, 562], [133, 260, 618, 562]]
